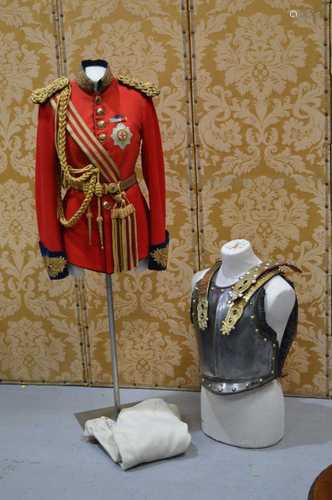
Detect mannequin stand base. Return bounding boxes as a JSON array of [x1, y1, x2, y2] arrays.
[[75, 401, 141, 429], [201, 381, 285, 448]]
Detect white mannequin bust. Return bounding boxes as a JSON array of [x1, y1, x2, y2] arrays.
[[192, 239, 296, 448], [85, 65, 106, 82], [68, 61, 148, 277]]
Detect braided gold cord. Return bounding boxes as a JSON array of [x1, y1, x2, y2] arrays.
[[31, 77, 69, 104], [117, 74, 160, 97], [56, 85, 99, 228]]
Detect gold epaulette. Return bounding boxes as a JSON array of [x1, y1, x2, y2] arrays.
[[221, 261, 302, 336], [194, 259, 222, 331], [31, 76, 69, 104], [194, 260, 301, 335], [117, 74, 160, 97]]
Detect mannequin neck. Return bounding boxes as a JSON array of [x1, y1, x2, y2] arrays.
[[215, 240, 262, 287], [85, 65, 106, 82]]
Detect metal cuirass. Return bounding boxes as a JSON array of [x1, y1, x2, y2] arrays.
[[191, 260, 300, 395]]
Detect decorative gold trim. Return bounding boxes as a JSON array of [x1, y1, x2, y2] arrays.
[[194, 259, 222, 331], [197, 297, 209, 330], [43, 255, 67, 278], [193, 259, 301, 335], [220, 263, 302, 336], [150, 245, 168, 268], [117, 74, 160, 97], [230, 261, 301, 301], [31, 77, 69, 104], [231, 261, 271, 298], [221, 268, 281, 336]]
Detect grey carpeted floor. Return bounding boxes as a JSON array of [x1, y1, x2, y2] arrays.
[[0, 385, 331, 500]]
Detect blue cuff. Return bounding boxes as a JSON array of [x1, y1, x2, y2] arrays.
[[39, 241, 69, 280], [148, 230, 169, 271]]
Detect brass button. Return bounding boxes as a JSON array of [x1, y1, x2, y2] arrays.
[[96, 107, 105, 116], [97, 120, 105, 129], [98, 133, 106, 142], [103, 201, 111, 209], [95, 95, 102, 104]]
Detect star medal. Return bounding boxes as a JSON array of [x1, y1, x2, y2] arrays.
[[111, 122, 132, 149]]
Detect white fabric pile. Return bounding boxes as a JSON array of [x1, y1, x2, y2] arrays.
[[83, 398, 192, 470]]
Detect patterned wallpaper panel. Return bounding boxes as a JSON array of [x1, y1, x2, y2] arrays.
[[60, 0, 198, 389], [191, 0, 331, 396], [0, 0, 330, 397], [0, 0, 85, 383]]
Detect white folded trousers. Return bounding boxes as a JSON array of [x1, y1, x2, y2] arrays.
[[84, 398, 192, 470]]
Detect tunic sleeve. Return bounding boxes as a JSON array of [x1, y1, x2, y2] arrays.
[[141, 95, 169, 271], [34, 102, 68, 279]]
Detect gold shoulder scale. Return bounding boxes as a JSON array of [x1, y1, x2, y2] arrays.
[[221, 261, 302, 336]]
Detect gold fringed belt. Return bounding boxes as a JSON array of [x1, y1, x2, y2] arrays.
[[67, 172, 139, 272]]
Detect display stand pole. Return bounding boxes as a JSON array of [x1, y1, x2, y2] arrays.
[[74, 274, 138, 428], [105, 274, 121, 414]]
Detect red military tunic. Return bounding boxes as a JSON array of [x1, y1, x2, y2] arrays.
[[32, 60, 169, 279]]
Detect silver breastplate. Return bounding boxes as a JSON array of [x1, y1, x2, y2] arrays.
[[191, 264, 298, 395]]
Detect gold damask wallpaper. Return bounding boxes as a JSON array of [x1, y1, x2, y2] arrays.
[[191, 0, 331, 397], [0, 0, 330, 397]]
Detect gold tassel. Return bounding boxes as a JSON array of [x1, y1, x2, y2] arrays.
[[95, 172, 104, 249], [87, 204, 93, 245], [121, 216, 128, 271], [96, 198, 104, 250], [127, 211, 134, 270], [111, 218, 120, 272], [131, 210, 139, 267], [111, 201, 137, 272]]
